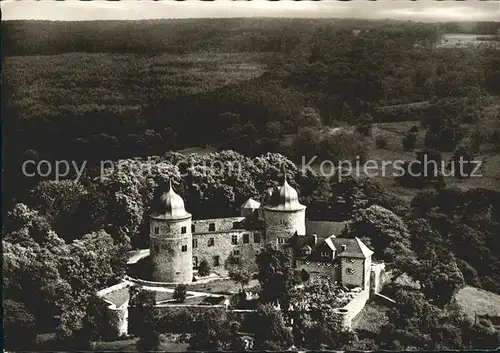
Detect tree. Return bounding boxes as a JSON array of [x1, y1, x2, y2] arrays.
[[447, 146, 479, 179], [188, 311, 238, 350], [253, 304, 293, 350], [226, 253, 256, 292], [402, 132, 417, 150], [355, 113, 373, 137], [256, 246, 300, 311], [198, 259, 211, 277], [228, 267, 252, 292], [297, 107, 322, 131], [346, 205, 412, 262], [375, 135, 387, 149], [3, 299, 37, 350], [173, 284, 187, 303], [131, 289, 160, 353]]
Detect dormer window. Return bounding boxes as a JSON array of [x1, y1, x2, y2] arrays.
[[209, 223, 216, 232], [232, 221, 240, 229]]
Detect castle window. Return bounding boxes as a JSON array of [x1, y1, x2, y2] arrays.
[[208, 238, 214, 247], [154, 244, 160, 253], [279, 219, 287, 225], [213, 255, 220, 266], [181, 226, 187, 234], [232, 235, 238, 245], [346, 268, 355, 275], [243, 233, 249, 244], [278, 238, 286, 244], [209, 223, 216, 231], [191, 224, 196, 233], [349, 258, 355, 263], [233, 249, 240, 256], [254, 234, 261, 243], [181, 245, 187, 252], [321, 252, 330, 258], [193, 256, 198, 268], [192, 239, 198, 249], [154, 226, 159, 235]]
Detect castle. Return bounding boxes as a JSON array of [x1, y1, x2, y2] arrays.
[[98, 174, 386, 337], [149, 176, 379, 292]]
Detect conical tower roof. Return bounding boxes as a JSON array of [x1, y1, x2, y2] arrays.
[[151, 180, 191, 219], [264, 170, 306, 212]]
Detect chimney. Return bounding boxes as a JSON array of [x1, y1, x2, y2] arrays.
[[312, 234, 317, 245], [341, 244, 347, 252]]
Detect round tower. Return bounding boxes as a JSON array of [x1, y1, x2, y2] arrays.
[[263, 174, 306, 246], [149, 181, 193, 283]]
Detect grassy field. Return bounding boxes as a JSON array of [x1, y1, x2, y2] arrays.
[[455, 286, 500, 326], [164, 278, 260, 294], [93, 334, 188, 352], [369, 120, 500, 200], [352, 301, 390, 334]]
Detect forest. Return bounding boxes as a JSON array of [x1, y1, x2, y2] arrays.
[[3, 19, 500, 205], [2, 18, 500, 351]]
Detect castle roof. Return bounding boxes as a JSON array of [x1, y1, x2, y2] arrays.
[[151, 180, 191, 220], [241, 198, 261, 209], [264, 174, 306, 212], [329, 236, 374, 259], [288, 234, 373, 260]]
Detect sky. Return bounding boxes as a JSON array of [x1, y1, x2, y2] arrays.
[[2, 0, 499, 22]]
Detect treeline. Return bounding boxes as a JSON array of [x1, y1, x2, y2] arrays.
[[2, 18, 443, 56]]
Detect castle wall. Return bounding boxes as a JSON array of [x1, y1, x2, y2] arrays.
[[339, 257, 365, 288], [97, 281, 132, 337], [150, 216, 193, 283], [192, 230, 263, 275], [295, 259, 340, 283], [263, 208, 306, 245], [192, 217, 246, 234], [370, 263, 386, 295]]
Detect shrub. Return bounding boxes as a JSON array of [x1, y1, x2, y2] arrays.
[[198, 259, 211, 277], [173, 284, 187, 303], [402, 133, 417, 150], [375, 136, 388, 149]]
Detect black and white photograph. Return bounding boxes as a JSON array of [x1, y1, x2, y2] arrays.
[[2, 0, 500, 351]]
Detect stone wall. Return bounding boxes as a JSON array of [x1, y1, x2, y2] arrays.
[[339, 257, 365, 288], [193, 230, 263, 275], [295, 259, 340, 283], [150, 216, 193, 283], [370, 263, 386, 295], [192, 217, 246, 234], [329, 289, 370, 332], [97, 281, 132, 337], [263, 208, 306, 245]]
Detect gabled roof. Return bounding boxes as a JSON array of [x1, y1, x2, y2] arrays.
[[241, 198, 261, 209], [324, 237, 336, 252], [329, 236, 374, 259]]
